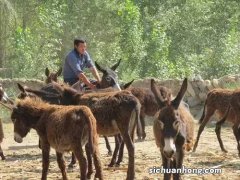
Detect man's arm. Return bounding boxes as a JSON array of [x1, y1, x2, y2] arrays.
[[90, 67, 101, 83], [78, 73, 96, 89]]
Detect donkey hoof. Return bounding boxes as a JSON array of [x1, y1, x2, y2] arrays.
[[94, 174, 103, 180], [115, 163, 120, 167], [87, 172, 92, 179], [108, 163, 115, 167], [107, 151, 113, 156], [0, 153, 5, 160], [68, 163, 76, 169], [222, 149, 228, 153], [1, 156, 5, 160]]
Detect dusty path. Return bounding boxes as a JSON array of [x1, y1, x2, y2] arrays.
[[0, 122, 240, 180]]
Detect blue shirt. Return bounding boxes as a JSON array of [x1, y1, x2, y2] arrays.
[[63, 49, 94, 79]]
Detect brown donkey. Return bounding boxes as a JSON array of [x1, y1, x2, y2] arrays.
[[52, 83, 141, 180], [151, 78, 194, 180], [45, 67, 62, 84], [193, 88, 237, 152], [124, 84, 172, 140], [195, 88, 240, 156], [10, 97, 103, 180]]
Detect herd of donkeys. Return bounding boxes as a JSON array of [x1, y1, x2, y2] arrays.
[[0, 60, 240, 180]]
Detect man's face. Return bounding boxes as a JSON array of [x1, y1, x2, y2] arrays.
[[75, 42, 87, 55]]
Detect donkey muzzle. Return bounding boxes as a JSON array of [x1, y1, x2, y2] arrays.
[[14, 132, 23, 143], [163, 138, 176, 158]]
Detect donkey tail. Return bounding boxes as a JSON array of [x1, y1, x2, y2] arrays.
[[199, 99, 207, 124], [82, 109, 96, 154]]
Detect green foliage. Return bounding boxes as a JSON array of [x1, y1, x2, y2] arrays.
[[1, 0, 240, 80]]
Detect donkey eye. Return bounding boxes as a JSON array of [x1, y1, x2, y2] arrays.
[[105, 76, 111, 82]]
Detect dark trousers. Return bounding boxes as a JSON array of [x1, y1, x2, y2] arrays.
[[64, 78, 79, 86]]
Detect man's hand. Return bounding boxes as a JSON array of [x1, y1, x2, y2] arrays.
[[89, 83, 96, 90]]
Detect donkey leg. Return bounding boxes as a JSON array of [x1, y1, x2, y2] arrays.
[[121, 133, 135, 180], [56, 152, 68, 180], [85, 143, 93, 179], [0, 145, 5, 160], [193, 110, 214, 152], [38, 138, 42, 149], [215, 120, 228, 153], [108, 135, 121, 167], [41, 143, 50, 180], [68, 152, 77, 168], [73, 146, 87, 180], [104, 136, 112, 156], [161, 152, 171, 180], [232, 124, 240, 157], [116, 135, 124, 167], [92, 143, 104, 180], [140, 115, 146, 140], [173, 147, 184, 180]]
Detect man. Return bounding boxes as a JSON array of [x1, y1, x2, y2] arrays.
[[63, 38, 101, 89]]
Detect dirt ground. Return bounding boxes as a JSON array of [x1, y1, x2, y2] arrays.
[[1, 121, 240, 180]]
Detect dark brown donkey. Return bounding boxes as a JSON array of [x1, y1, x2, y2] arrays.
[[45, 67, 62, 84], [151, 78, 194, 180], [9, 97, 103, 180], [52, 83, 141, 180], [193, 88, 237, 152], [123, 83, 172, 140]]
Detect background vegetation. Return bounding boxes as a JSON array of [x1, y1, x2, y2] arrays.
[[0, 0, 240, 81]]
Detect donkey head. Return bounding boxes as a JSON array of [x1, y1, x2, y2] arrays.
[[11, 98, 41, 143], [17, 83, 62, 105], [151, 78, 188, 158], [95, 59, 121, 90], [45, 67, 62, 84]]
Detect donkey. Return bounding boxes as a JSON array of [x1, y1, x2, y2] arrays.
[[151, 78, 194, 180], [9, 97, 103, 180], [192, 88, 237, 152], [123, 82, 172, 140], [107, 81, 172, 167], [205, 89, 240, 157], [51, 83, 141, 180], [45, 67, 62, 84]]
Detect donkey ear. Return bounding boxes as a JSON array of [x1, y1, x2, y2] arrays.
[[17, 83, 26, 93], [45, 67, 50, 77], [56, 67, 62, 76], [111, 59, 121, 71], [95, 61, 107, 74], [171, 78, 188, 109], [150, 79, 166, 108], [122, 79, 134, 89]]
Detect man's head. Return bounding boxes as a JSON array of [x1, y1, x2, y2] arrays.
[[74, 38, 87, 55]]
